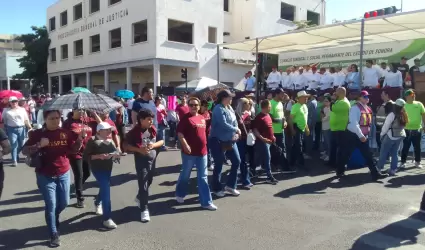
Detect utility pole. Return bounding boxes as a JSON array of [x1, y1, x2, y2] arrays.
[[400, 0, 403, 12]]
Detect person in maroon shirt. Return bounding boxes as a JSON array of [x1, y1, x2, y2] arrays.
[[175, 97, 217, 211], [23, 110, 83, 247], [175, 96, 189, 121], [62, 109, 93, 208], [253, 100, 278, 184], [199, 100, 213, 170], [124, 108, 164, 223]]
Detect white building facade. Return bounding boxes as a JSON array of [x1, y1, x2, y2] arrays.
[[47, 0, 325, 94]]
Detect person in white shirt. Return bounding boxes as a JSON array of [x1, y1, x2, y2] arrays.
[[294, 68, 308, 90], [333, 67, 346, 88], [126, 97, 135, 124], [363, 60, 381, 88], [379, 62, 390, 78], [27, 96, 36, 122], [306, 66, 320, 90], [266, 66, 281, 90], [383, 63, 403, 88], [2, 96, 32, 166], [280, 68, 292, 89], [319, 68, 333, 91]]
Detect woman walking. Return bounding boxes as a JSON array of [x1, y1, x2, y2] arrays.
[[23, 110, 83, 247], [376, 99, 408, 176], [209, 90, 241, 197]]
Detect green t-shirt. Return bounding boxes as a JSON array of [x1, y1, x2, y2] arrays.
[[405, 101, 425, 130], [330, 98, 351, 131], [291, 103, 308, 131], [270, 99, 284, 134], [316, 102, 323, 120]]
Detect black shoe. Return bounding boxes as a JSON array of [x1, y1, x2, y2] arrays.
[[266, 176, 278, 185], [336, 173, 346, 178], [76, 199, 85, 208], [249, 169, 258, 178], [49, 233, 61, 247], [372, 172, 388, 181]]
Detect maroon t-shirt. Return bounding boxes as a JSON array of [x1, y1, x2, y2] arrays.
[[199, 111, 212, 136], [253, 112, 275, 142], [62, 118, 93, 159], [25, 128, 75, 177], [176, 104, 190, 119], [125, 125, 157, 148], [177, 113, 207, 156]]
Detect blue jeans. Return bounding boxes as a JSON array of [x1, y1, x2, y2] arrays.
[[255, 140, 273, 178], [236, 140, 251, 185], [5, 125, 25, 163], [209, 137, 241, 192], [36, 170, 70, 236], [30, 111, 36, 123], [176, 154, 213, 206], [377, 136, 403, 171], [156, 124, 167, 150], [322, 130, 331, 155], [92, 170, 112, 221]]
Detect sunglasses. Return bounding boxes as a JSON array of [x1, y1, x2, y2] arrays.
[[188, 104, 199, 107], [363, 95, 369, 99]]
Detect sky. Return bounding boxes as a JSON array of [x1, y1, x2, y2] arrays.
[[0, 0, 425, 34]]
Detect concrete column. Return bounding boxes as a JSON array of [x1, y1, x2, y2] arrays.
[[86, 72, 91, 90], [71, 73, 75, 88], [48, 76, 52, 94], [58, 75, 63, 94], [6, 77, 10, 90], [153, 62, 160, 95], [104, 69, 109, 93], [126, 67, 132, 90]]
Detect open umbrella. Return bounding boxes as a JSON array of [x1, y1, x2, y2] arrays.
[[41, 92, 122, 114], [191, 83, 230, 100], [0, 90, 23, 99], [71, 87, 91, 93], [115, 89, 134, 99]]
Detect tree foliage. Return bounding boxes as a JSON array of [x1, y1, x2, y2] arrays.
[[293, 20, 317, 30], [13, 26, 50, 93]]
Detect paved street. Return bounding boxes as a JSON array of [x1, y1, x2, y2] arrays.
[[1, 150, 425, 250]]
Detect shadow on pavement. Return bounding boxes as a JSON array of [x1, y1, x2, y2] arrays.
[[385, 173, 425, 188], [0, 206, 45, 218], [350, 212, 425, 250]]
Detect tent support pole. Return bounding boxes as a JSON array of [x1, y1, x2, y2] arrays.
[[255, 38, 259, 104], [359, 19, 365, 88], [217, 45, 220, 86]]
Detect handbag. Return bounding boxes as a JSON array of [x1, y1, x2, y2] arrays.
[[25, 150, 44, 169], [236, 113, 256, 146]]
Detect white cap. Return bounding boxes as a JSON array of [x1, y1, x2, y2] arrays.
[[297, 91, 310, 98], [8, 96, 18, 102], [96, 122, 115, 132]]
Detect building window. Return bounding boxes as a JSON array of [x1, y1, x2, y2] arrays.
[[132, 20, 148, 44], [60, 11, 68, 27], [280, 2, 295, 21], [49, 17, 56, 31], [307, 11, 320, 25], [61, 44, 68, 59], [50, 48, 56, 62], [74, 39, 83, 56], [109, 28, 121, 49], [208, 27, 217, 43], [90, 34, 100, 53], [74, 3, 83, 20], [109, 0, 121, 6], [224, 0, 229, 12], [168, 19, 193, 44], [90, 0, 100, 14]]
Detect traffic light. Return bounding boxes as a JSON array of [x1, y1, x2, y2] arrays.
[[364, 6, 398, 18], [181, 68, 187, 79]]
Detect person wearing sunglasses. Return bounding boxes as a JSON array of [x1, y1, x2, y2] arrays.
[[337, 90, 387, 181]]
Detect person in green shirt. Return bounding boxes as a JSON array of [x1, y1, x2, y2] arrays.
[[328, 87, 351, 167], [288, 91, 309, 168], [269, 88, 291, 172], [400, 89, 425, 168]]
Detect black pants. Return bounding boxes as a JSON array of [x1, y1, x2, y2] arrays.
[[70, 158, 91, 201], [271, 133, 289, 169], [247, 145, 255, 172], [134, 152, 156, 211], [116, 123, 126, 149], [337, 131, 379, 177], [420, 191, 425, 210], [127, 109, 133, 124], [290, 126, 305, 166], [401, 130, 422, 163], [0, 162, 3, 199], [313, 122, 322, 150], [328, 131, 345, 167], [375, 131, 382, 152]]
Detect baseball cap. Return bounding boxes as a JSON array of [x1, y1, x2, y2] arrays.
[[8, 96, 18, 102], [395, 98, 406, 107], [404, 89, 414, 97], [274, 88, 285, 94], [216, 89, 235, 99], [360, 90, 370, 97], [96, 122, 115, 132]]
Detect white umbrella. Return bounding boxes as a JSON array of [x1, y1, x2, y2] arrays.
[[193, 77, 220, 91]]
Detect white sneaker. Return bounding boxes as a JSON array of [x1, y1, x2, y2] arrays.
[[208, 165, 214, 171], [95, 204, 103, 215], [224, 186, 240, 196], [214, 191, 226, 197], [141, 210, 150, 222], [415, 162, 423, 169], [324, 156, 329, 161], [320, 155, 327, 160], [176, 196, 184, 204], [169, 137, 174, 142], [320, 151, 326, 155], [135, 197, 140, 208], [202, 203, 218, 211], [103, 219, 117, 229], [399, 163, 406, 169]]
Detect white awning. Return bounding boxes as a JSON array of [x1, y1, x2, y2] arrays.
[[220, 9, 425, 54]]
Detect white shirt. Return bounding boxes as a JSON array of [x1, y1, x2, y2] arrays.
[[267, 71, 282, 89], [379, 67, 390, 78], [321, 106, 331, 130], [160, 97, 167, 108], [280, 73, 291, 88], [333, 72, 346, 87], [380, 112, 403, 140], [127, 99, 135, 110], [306, 72, 320, 89], [419, 66, 425, 73], [362, 67, 381, 88], [294, 74, 308, 89], [319, 73, 333, 90], [2, 107, 29, 127], [383, 71, 403, 88], [27, 100, 36, 112]]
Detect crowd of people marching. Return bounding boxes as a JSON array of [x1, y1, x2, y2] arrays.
[[1, 77, 425, 247]]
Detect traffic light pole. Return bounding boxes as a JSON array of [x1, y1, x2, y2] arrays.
[[185, 77, 188, 92], [255, 38, 260, 105], [359, 18, 365, 85]]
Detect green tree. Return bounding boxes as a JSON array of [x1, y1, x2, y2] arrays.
[[13, 26, 50, 93], [293, 20, 317, 30]]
